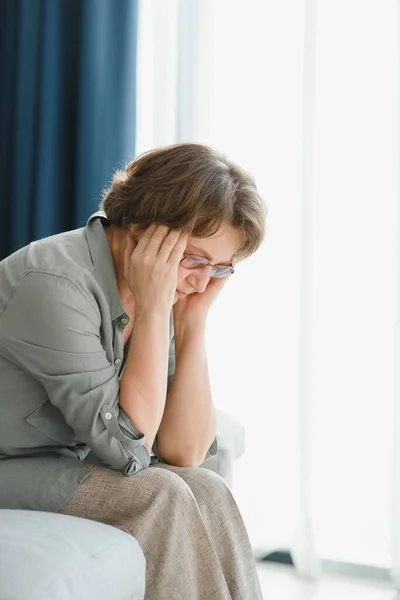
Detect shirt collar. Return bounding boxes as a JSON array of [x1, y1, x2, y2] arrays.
[[84, 211, 125, 321]]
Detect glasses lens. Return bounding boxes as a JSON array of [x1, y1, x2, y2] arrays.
[[181, 256, 234, 278], [211, 266, 234, 279], [181, 256, 208, 269]]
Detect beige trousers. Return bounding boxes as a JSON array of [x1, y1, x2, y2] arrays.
[[58, 462, 263, 600]]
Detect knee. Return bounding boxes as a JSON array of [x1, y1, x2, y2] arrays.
[[179, 466, 231, 497], [139, 467, 195, 507]]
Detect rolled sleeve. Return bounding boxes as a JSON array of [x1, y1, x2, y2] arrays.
[[102, 405, 150, 473], [0, 271, 150, 475]]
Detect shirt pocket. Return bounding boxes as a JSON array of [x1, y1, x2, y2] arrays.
[[26, 400, 79, 446]]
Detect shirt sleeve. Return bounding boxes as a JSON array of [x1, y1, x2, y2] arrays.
[[0, 271, 150, 475], [151, 328, 219, 463]]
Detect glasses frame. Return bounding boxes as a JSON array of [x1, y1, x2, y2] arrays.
[[180, 253, 235, 279]]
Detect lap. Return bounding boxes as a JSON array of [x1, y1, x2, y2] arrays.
[[82, 460, 226, 494], [57, 461, 229, 522]]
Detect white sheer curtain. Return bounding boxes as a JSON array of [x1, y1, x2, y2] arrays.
[[136, 0, 399, 582]]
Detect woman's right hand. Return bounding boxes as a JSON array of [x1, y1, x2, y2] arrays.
[[124, 224, 189, 316]]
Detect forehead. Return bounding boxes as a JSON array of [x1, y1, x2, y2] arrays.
[[187, 223, 243, 263]]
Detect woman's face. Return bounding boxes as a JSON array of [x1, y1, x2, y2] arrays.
[[174, 222, 243, 303]]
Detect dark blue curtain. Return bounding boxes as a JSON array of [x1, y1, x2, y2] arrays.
[[0, 0, 138, 260]]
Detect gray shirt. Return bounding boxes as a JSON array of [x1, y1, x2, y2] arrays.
[[0, 212, 217, 512]]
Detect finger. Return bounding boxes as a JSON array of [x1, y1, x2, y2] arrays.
[[157, 228, 185, 262], [134, 223, 158, 253], [166, 231, 190, 267], [145, 224, 172, 256]]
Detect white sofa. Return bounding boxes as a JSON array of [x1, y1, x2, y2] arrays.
[[0, 410, 245, 600]]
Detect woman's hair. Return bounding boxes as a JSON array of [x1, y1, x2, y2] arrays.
[[100, 143, 267, 260]]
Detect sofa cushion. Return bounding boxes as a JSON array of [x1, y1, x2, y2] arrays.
[[201, 409, 246, 488], [215, 408, 245, 459], [0, 509, 146, 600]]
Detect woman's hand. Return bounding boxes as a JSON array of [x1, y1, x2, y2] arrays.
[[124, 224, 189, 317], [173, 276, 229, 330]]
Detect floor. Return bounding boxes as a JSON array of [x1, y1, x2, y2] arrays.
[[256, 562, 400, 600]]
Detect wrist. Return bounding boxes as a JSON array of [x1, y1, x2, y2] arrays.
[[174, 306, 207, 326], [174, 318, 206, 351], [135, 305, 171, 323]]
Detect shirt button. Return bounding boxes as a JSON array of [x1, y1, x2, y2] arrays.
[[121, 316, 129, 326], [114, 358, 121, 365], [104, 412, 113, 420]]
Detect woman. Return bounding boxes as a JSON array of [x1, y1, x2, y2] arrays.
[[0, 143, 267, 599]]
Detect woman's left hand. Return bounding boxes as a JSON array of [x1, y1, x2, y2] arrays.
[[173, 277, 229, 328]]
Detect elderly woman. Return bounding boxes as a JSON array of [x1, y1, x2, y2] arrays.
[[0, 143, 266, 599]]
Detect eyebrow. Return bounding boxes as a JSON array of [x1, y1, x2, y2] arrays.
[[187, 243, 233, 266]]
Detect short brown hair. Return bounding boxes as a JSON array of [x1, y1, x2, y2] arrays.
[[100, 143, 267, 260]]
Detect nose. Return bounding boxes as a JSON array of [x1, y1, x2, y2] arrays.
[[187, 265, 213, 293]]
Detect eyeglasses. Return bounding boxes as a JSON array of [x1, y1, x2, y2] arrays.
[[180, 254, 235, 279]]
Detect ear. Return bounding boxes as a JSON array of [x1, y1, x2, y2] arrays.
[[128, 224, 147, 244], [128, 223, 139, 235], [125, 232, 138, 252]]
